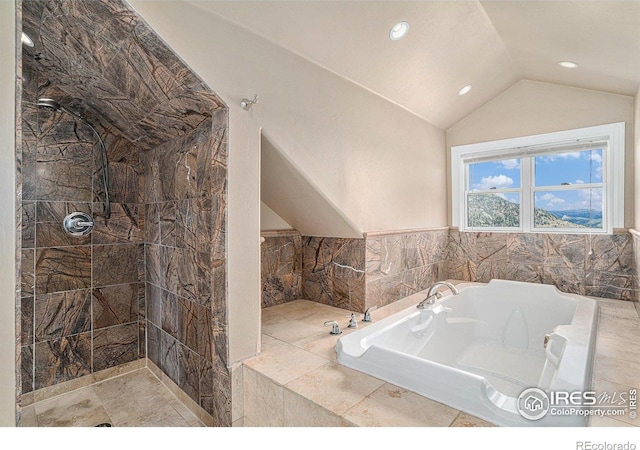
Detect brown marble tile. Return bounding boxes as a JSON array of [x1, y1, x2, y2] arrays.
[[165, 247, 212, 306], [92, 283, 139, 329], [543, 234, 586, 269], [159, 201, 177, 246], [92, 202, 141, 244], [588, 233, 634, 274], [36, 142, 93, 202], [179, 298, 212, 361], [92, 244, 139, 287], [161, 288, 179, 338], [34, 290, 91, 342], [507, 233, 545, 265], [21, 139, 37, 201], [35, 246, 91, 295], [160, 332, 180, 386], [21, 295, 34, 346], [34, 333, 92, 390], [93, 323, 139, 372], [145, 244, 163, 288], [21, 248, 35, 297], [36, 201, 92, 247], [144, 202, 160, 244], [21, 345, 34, 394], [147, 323, 161, 368], [543, 266, 585, 295], [585, 271, 635, 301], [22, 201, 35, 248]]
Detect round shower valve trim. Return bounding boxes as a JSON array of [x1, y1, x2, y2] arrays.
[[63, 212, 95, 236]]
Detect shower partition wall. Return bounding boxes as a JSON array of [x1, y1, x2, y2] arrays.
[[18, 0, 230, 426]]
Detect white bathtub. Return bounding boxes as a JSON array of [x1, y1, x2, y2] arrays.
[[336, 279, 599, 426]]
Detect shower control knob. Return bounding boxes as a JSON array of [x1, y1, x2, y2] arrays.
[[63, 212, 95, 236]]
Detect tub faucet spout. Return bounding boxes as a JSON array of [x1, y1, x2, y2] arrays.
[[417, 281, 459, 309]]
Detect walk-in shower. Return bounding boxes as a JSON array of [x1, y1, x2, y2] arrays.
[[36, 97, 111, 227]]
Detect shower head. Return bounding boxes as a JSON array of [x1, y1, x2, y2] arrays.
[[37, 98, 61, 111], [35, 96, 112, 219]]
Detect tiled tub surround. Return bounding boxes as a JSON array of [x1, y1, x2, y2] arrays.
[[143, 113, 230, 425], [297, 229, 452, 313], [261, 230, 303, 308], [365, 228, 449, 308], [242, 290, 640, 427], [302, 237, 366, 312], [449, 230, 636, 301], [18, 0, 231, 426], [272, 228, 635, 315]]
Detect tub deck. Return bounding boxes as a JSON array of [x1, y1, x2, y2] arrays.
[[240, 282, 640, 427]]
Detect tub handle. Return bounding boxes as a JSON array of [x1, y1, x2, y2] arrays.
[[544, 333, 566, 369]]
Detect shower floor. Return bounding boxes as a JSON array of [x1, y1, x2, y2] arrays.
[[20, 369, 204, 427]]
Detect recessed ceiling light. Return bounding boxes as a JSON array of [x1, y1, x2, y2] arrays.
[[389, 21, 409, 41], [559, 61, 578, 69], [458, 84, 472, 96], [21, 31, 34, 48]]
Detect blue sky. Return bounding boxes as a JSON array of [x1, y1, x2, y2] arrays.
[[468, 149, 603, 211]]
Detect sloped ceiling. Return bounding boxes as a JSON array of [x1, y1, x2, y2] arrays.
[[191, 0, 640, 130]]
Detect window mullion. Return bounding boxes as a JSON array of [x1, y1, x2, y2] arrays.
[[521, 157, 532, 232]]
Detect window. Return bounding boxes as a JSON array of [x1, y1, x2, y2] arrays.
[[451, 122, 625, 234]]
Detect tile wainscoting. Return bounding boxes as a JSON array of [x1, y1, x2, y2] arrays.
[[262, 228, 638, 312], [261, 230, 303, 308]]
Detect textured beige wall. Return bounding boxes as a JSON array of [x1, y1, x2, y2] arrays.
[[0, 0, 17, 426], [130, 1, 449, 360], [446, 80, 635, 228], [260, 202, 292, 231]]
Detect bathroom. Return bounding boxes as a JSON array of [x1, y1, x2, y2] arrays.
[[1, 0, 639, 444]]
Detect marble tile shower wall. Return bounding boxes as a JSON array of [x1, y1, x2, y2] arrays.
[[20, 60, 144, 395], [449, 230, 636, 301], [143, 112, 230, 425], [261, 230, 303, 308], [19, 0, 231, 425]]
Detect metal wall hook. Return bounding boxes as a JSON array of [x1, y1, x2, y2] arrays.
[[240, 94, 258, 111]]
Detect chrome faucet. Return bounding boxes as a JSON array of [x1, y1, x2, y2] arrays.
[[324, 320, 342, 335], [363, 305, 377, 322], [417, 281, 459, 309]]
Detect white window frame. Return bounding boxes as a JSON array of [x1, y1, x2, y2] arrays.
[[451, 122, 625, 234]]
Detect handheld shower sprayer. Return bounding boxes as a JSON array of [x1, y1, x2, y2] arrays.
[[36, 98, 111, 219]]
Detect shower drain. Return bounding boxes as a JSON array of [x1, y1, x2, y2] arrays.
[[95, 423, 112, 427]]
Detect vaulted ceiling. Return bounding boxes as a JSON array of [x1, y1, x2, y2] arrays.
[[192, 0, 640, 129]]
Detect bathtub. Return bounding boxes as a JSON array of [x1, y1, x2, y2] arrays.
[[336, 279, 599, 426]]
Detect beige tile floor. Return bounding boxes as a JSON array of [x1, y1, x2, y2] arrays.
[[20, 368, 204, 427], [243, 284, 640, 427]]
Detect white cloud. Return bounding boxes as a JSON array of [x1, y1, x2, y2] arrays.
[[500, 159, 520, 170], [575, 179, 585, 184], [585, 152, 602, 163], [541, 152, 582, 162], [538, 193, 565, 209], [475, 175, 514, 190]]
